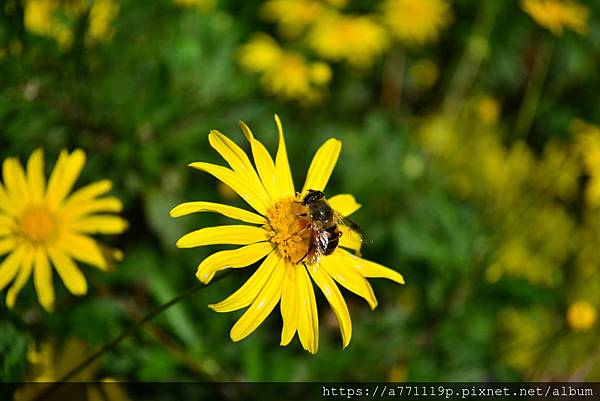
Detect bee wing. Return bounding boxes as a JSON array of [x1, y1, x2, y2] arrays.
[[306, 227, 328, 264], [333, 210, 369, 244]]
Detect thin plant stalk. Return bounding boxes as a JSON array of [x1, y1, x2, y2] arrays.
[[33, 274, 228, 401], [514, 39, 554, 140]]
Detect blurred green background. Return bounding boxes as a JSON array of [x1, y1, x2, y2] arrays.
[[1, 0, 600, 390]]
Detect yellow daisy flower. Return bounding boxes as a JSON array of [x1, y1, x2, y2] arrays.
[[521, 0, 589, 36], [237, 34, 331, 103], [0, 149, 127, 311], [307, 12, 389, 68], [171, 116, 404, 353], [380, 0, 452, 45]]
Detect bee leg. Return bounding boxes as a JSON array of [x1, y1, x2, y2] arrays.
[[296, 224, 312, 236], [295, 212, 308, 217], [297, 250, 309, 264]]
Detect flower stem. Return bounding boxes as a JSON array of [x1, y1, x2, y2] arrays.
[[513, 38, 554, 140], [34, 274, 227, 401]]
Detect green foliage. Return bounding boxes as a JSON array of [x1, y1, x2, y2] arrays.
[[1, 0, 600, 391]]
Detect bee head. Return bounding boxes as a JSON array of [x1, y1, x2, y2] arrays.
[[302, 189, 325, 205]]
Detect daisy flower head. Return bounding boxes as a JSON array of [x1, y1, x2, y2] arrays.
[[237, 34, 331, 103], [0, 149, 127, 311], [171, 115, 404, 353], [307, 12, 390, 69], [380, 0, 452, 45], [521, 0, 589, 36]]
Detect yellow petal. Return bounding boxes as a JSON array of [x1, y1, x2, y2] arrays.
[[0, 184, 16, 215], [6, 247, 33, 308], [208, 130, 270, 203], [176, 225, 268, 248], [209, 251, 280, 312], [296, 263, 319, 354], [320, 252, 377, 309], [308, 264, 352, 348], [0, 246, 24, 291], [339, 225, 362, 252], [64, 197, 122, 219], [189, 162, 269, 216], [229, 256, 285, 342], [338, 249, 405, 284], [0, 214, 14, 236], [3, 157, 29, 206], [246, 133, 282, 200], [280, 261, 299, 346], [274, 114, 295, 197], [301, 138, 342, 195], [46, 149, 86, 208], [59, 233, 110, 270], [170, 201, 266, 225], [0, 237, 15, 256], [68, 215, 129, 234], [196, 242, 274, 284], [26, 149, 45, 203], [62, 179, 113, 208], [47, 248, 87, 295], [33, 247, 54, 311], [328, 194, 361, 217]]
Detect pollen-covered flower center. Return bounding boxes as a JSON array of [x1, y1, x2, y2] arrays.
[[19, 207, 56, 243], [265, 197, 312, 264]]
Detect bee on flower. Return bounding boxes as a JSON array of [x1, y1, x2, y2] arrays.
[[171, 115, 404, 353]]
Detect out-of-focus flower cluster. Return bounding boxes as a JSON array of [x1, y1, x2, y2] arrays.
[[23, 0, 120, 49], [237, 0, 452, 103], [419, 95, 600, 378]]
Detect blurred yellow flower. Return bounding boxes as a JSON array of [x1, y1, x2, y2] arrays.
[[173, 0, 215, 10], [24, 0, 120, 49], [381, 0, 452, 45], [0, 149, 127, 311], [171, 116, 404, 353], [572, 120, 600, 208], [307, 12, 389, 68], [88, 0, 120, 43], [476, 95, 501, 125], [409, 58, 439, 90], [260, 0, 325, 38], [238, 34, 331, 102], [567, 300, 596, 331], [521, 0, 588, 36], [237, 34, 283, 74], [15, 339, 130, 401], [25, 0, 75, 48]]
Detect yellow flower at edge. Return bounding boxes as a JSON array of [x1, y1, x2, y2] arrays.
[[381, 0, 452, 45], [24, 0, 120, 49], [307, 12, 389, 69], [15, 338, 131, 401], [521, 0, 589, 36], [170, 115, 404, 353], [0, 149, 127, 311], [566, 300, 596, 331]]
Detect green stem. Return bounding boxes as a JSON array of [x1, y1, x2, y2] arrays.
[[513, 39, 554, 140], [34, 275, 227, 401], [442, 1, 499, 122]]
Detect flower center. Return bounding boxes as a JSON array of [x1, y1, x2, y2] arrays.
[[19, 206, 56, 243], [264, 197, 312, 264]]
